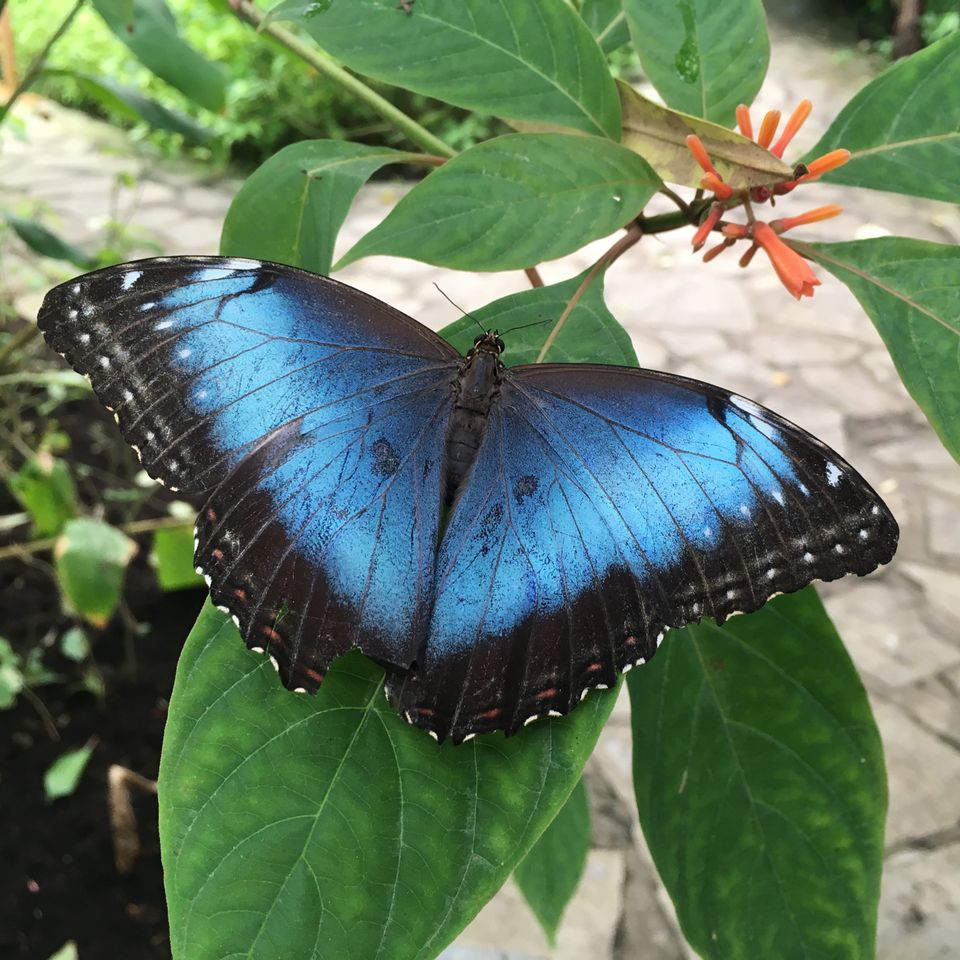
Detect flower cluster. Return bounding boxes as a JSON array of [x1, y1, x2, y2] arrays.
[[686, 100, 851, 299]]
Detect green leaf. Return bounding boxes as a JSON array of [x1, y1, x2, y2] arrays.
[[2, 213, 97, 269], [804, 237, 960, 466], [46, 69, 211, 141], [581, 0, 631, 54], [152, 525, 202, 592], [803, 31, 960, 202], [0, 639, 24, 710], [514, 778, 590, 945], [91, 0, 226, 111], [624, 0, 769, 125], [221, 141, 422, 275], [54, 519, 138, 627], [271, 0, 620, 138], [338, 133, 659, 271], [7, 453, 77, 537], [44, 745, 94, 802], [159, 603, 615, 960], [440, 269, 638, 366], [60, 626, 91, 663], [618, 81, 792, 189], [46, 942, 79, 960], [629, 589, 885, 960]]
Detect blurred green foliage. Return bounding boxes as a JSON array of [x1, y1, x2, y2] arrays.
[[13, 0, 503, 167]]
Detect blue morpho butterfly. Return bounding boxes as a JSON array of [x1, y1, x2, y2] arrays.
[[39, 257, 898, 743]]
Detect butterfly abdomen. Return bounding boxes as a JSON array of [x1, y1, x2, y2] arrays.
[[444, 337, 504, 505]]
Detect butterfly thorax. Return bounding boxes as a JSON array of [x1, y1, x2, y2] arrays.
[[444, 333, 504, 505]]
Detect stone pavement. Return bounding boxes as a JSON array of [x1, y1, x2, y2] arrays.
[[2, 4, 958, 958]]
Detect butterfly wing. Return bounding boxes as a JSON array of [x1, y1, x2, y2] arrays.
[[390, 363, 898, 742], [38, 256, 460, 686]]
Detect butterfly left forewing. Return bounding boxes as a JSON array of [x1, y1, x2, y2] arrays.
[[39, 256, 460, 684]]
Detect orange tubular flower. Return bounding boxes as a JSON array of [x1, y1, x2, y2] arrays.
[[691, 203, 724, 251], [756, 109, 781, 148], [771, 99, 812, 158], [684, 98, 850, 299], [801, 148, 852, 180], [771, 204, 843, 233], [752, 222, 820, 299]]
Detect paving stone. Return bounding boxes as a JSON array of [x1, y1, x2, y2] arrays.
[[616, 274, 757, 333], [897, 667, 960, 748], [452, 851, 625, 960], [874, 699, 960, 847], [821, 579, 960, 689], [899, 563, 960, 632], [800, 363, 913, 417], [878, 844, 960, 960], [658, 330, 728, 360], [925, 494, 960, 562], [748, 329, 863, 366], [873, 433, 959, 472]]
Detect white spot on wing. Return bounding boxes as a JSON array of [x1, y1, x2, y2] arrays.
[[803, 551, 814, 563], [122, 271, 142, 290], [826, 462, 842, 486]]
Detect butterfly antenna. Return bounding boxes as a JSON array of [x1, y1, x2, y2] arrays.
[[499, 316, 553, 335], [433, 282, 485, 334]]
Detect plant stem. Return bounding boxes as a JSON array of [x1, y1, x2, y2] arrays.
[[524, 267, 544, 288], [0, 0, 85, 124], [0, 322, 41, 369], [0, 514, 190, 562], [535, 223, 644, 363], [226, 0, 456, 159]]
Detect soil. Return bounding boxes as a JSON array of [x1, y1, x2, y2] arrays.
[[0, 368, 206, 958], [0, 581, 205, 959]]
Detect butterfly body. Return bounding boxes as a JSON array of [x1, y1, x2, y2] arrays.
[[444, 333, 504, 505], [38, 257, 898, 743]]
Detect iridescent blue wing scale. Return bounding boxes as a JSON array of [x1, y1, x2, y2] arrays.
[[389, 364, 898, 742], [38, 257, 459, 687]]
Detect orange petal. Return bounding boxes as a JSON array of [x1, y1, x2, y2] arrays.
[[686, 134, 718, 175], [757, 110, 781, 149], [736, 104, 753, 139], [803, 148, 851, 179], [721, 222, 749, 239], [772, 204, 843, 233], [702, 238, 735, 263], [771, 99, 812, 158], [691, 203, 723, 251], [752, 222, 821, 299], [700, 172, 734, 200], [738, 243, 759, 268]]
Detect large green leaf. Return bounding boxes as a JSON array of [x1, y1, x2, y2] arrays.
[[624, 0, 769, 126], [514, 778, 590, 945], [440, 269, 638, 366], [91, 0, 226, 111], [159, 604, 616, 960], [802, 237, 960, 466], [629, 589, 886, 960], [271, 0, 620, 138], [804, 31, 960, 202], [338, 134, 659, 271], [580, 0, 630, 54], [221, 141, 423, 275]]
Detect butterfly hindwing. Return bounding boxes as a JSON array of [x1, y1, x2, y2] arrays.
[[38, 256, 460, 677], [392, 364, 898, 742]]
